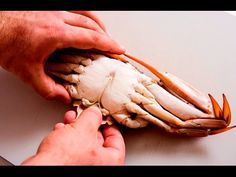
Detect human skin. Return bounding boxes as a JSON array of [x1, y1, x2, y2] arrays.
[[0, 11, 126, 165], [0, 11, 125, 105], [21, 107, 126, 165]]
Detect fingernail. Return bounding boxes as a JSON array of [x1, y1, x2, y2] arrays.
[[119, 45, 126, 53], [120, 45, 126, 51]]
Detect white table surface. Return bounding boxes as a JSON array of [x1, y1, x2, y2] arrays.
[[1, 11, 236, 165]]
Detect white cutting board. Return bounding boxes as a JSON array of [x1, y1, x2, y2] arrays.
[[0, 11, 236, 165]]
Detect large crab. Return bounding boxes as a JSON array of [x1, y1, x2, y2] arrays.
[[45, 49, 235, 137]]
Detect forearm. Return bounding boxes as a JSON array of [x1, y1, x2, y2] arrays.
[[0, 12, 16, 68], [0, 12, 8, 66], [0, 11, 28, 69]]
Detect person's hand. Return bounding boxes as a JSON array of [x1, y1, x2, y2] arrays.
[[0, 11, 125, 104], [21, 106, 126, 165]]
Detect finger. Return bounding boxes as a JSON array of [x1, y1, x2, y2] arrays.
[[70, 11, 108, 33], [61, 25, 125, 54], [63, 11, 106, 34], [18, 62, 71, 104], [32, 71, 71, 105], [46, 82, 71, 105], [64, 110, 77, 124], [102, 125, 125, 154], [97, 130, 104, 146], [73, 106, 103, 132], [54, 123, 65, 130]]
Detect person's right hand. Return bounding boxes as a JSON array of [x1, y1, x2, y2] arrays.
[[0, 11, 125, 104], [21, 106, 126, 165]]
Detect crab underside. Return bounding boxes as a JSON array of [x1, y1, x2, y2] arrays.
[[45, 49, 235, 137]]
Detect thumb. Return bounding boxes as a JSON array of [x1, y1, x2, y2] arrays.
[[73, 106, 103, 132], [103, 125, 125, 154], [32, 71, 71, 105], [44, 81, 71, 105], [102, 125, 125, 164]]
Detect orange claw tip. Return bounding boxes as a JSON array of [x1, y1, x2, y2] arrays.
[[208, 125, 236, 135], [208, 94, 222, 119], [223, 94, 231, 125]]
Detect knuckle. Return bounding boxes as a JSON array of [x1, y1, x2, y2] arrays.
[[83, 17, 100, 32], [34, 22, 64, 44], [90, 32, 102, 44]]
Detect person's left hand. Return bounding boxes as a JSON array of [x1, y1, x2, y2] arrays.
[[21, 106, 126, 165]]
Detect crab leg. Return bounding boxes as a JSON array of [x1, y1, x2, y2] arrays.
[[208, 125, 236, 135], [45, 62, 85, 74], [107, 53, 213, 114], [130, 91, 226, 129], [130, 92, 186, 127], [139, 74, 213, 120], [64, 84, 81, 99], [112, 111, 149, 128], [58, 54, 90, 64], [48, 72, 80, 84], [134, 83, 218, 128], [125, 102, 209, 136], [108, 53, 233, 126]]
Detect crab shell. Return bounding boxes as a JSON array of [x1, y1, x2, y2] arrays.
[[45, 50, 234, 137]]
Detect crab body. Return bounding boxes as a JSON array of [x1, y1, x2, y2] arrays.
[[46, 50, 234, 137]]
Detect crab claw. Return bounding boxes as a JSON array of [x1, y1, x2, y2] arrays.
[[208, 94, 223, 119], [207, 93, 234, 135], [209, 94, 231, 125], [223, 94, 231, 125]]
